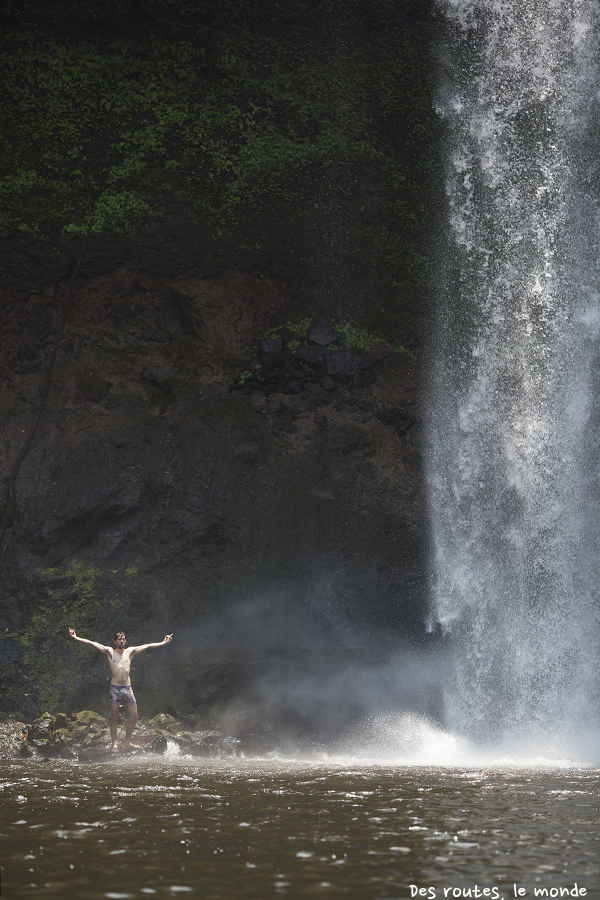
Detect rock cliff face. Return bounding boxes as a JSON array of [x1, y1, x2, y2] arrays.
[[0, 212, 438, 740]]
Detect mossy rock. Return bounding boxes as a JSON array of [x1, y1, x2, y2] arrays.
[[72, 710, 107, 726], [54, 713, 69, 731], [67, 725, 91, 744], [82, 733, 108, 748], [28, 713, 55, 741], [147, 713, 178, 729]]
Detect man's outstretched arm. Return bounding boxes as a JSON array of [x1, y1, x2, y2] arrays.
[[130, 634, 173, 656], [68, 627, 111, 655]]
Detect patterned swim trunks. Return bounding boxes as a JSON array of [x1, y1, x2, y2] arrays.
[[109, 683, 137, 706]]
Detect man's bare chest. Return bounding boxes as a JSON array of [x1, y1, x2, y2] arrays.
[[109, 651, 132, 671]]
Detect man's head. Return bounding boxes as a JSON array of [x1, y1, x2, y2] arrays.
[[113, 632, 127, 648]]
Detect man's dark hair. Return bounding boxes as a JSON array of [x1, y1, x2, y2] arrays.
[[113, 631, 127, 643]]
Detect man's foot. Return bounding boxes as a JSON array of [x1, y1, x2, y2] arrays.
[[111, 745, 119, 753], [122, 742, 141, 750]]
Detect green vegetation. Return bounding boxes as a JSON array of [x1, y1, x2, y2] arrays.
[[263, 318, 416, 358], [0, 0, 441, 285], [239, 365, 261, 385], [20, 561, 108, 710]]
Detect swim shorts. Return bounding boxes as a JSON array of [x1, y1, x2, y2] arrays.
[[109, 683, 137, 706]]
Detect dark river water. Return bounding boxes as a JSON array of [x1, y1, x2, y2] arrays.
[[2, 757, 598, 900]]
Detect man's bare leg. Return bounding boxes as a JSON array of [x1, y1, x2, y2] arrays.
[[109, 703, 120, 752], [123, 703, 139, 749]]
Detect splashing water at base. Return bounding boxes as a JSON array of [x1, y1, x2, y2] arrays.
[[428, 0, 600, 751], [343, 713, 600, 768]]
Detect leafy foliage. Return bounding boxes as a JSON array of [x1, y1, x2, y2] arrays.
[[0, 0, 440, 284], [21, 562, 107, 710], [263, 318, 415, 358]]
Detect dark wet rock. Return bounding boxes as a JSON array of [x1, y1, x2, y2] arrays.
[[261, 352, 283, 373], [377, 407, 415, 437], [76, 374, 112, 404], [321, 376, 334, 392], [369, 343, 393, 360], [260, 398, 283, 415], [168, 290, 204, 338], [67, 724, 91, 744], [71, 710, 108, 727], [28, 713, 54, 742], [240, 733, 279, 755], [0, 718, 31, 758], [136, 733, 168, 754], [262, 382, 280, 396], [218, 735, 243, 757], [31, 734, 72, 758], [282, 378, 305, 395], [186, 730, 222, 758], [307, 317, 342, 346], [186, 740, 212, 757], [54, 712, 69, 731], [295, 345, 325, 365], [308, 489, 335, 500], [78, 747, 115, 763], [323, 348, 362, 380], [147, 712, 178, 730], [258, 337, 283, 354], [53, 740, 77, 759], [82, 732, 109, 748], [323, 423, 366, 455]]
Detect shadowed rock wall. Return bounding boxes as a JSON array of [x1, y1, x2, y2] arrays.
[[0, 217, 436, 737]]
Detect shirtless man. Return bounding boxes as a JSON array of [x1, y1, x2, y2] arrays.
[[68, 627, 173, 751]]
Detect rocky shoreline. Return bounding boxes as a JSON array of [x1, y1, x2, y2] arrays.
[[2, 708, 297, 762]]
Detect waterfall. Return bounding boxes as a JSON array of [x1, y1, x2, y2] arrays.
[[428, 0, 600, 751]]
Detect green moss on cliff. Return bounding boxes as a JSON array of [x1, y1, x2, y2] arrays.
[[21, 561, 108, 710], [0, 0, 440, 286]]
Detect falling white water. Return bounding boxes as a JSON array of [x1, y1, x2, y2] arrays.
[[428, 0, 600, 752]]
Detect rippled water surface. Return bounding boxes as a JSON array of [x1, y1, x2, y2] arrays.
[[1, 758, 599, 899]]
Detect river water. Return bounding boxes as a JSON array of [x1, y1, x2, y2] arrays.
[[2, 755, 599, 900]]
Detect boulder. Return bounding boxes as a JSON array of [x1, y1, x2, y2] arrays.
[[186, 730, 221, 757], [218, 736, 243, 757], [258, 337, 283, 354], [54, 712, 69, 731], [147, 712, 177, 729], [295, 345, 324, 365], [307, 317, 341, 347], [282, 378, 305, 395], [260, 399, 283, 415], [27, 714, 54, 742], [67, 724, 91, 744], [72, 710, 107, 727], [134, 733, 168, 754], [323, 348, 361, 379], [188, 740, 213, 758]]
